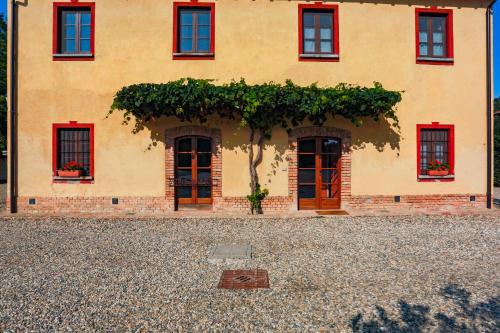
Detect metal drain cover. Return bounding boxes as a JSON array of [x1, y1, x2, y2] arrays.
[[218, 269, 269, 289]]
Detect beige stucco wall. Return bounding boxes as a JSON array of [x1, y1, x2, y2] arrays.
[[10, 0, 489, 198]]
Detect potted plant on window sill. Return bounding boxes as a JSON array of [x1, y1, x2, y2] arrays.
[[57, 161, 84, 178], [427, 160, 450, 177]]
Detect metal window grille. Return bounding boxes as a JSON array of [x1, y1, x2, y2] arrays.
[[57, 128, 91, 176], [419, 129, 449, 175]]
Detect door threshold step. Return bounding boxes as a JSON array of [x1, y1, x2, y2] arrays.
[[315, 210, 349, 216], [177, 204, 213, 211]]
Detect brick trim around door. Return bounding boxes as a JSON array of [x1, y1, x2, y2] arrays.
[[165, 125, 222, 211], [288, 126, 352, 210]]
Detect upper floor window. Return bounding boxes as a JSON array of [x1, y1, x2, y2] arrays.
[[53, 2, 95, 61], [298, 4, 339, 62], [415, 8, 453, 65], [173, 2, 215, 59], [417, 123, 454, 180], [53, 122, 94, 181]]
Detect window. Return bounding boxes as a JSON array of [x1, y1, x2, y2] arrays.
[[417, 123, 455, 180], [415, 8, 453, 64], [53, 123, 94, 181], [53, 2, 95, 61], [173, 2, 215, 59], [298, 4, 339, 62]]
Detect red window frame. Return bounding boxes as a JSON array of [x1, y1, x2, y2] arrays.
[[415, 8, 453, 65], [52, 122, 95, 183], [298, 3, 340, 62], [416, 122, 455, 182], [53, 2, 95, 61], [173, 1, 215, 60]]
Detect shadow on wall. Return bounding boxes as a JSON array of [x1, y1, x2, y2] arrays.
[[123, 115, 401, 184], [351, 284, 499, 332]]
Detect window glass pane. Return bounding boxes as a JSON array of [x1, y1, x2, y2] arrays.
[[298, 185, 316, 199], [323, 184, 338, 198], [197, 39, 210, 52], [321, 170, 338, 184], [419, 31, 428, 43], [304, 41, 315, 53], [299, 155, 315, 168], [304, 27, 315, 39], [298, 139, 316, 153], [65, 26, 76, 38], [321, 155, 338, 169], [298, 170, 315, 184], [181, 25, 193, 38], [320, 41, 332, 53], [176, 169, 192, 184], [197, 186, 211, 198], [64, 12, 76, 25], [303, 13, 314, 26], [197, 138, 211, 152], [320, 28, 331, 40], [419, 16, 428, 32], [197, 153, 211, 167], [177, 187, 192, 198], [180, 39, 193, 52], [322, 138, 340, 153], [80, 12, 91, 25], [320, 14, 332, 28], [197, 12, 210, 25], [177, 138, 192, 152], [433, 43, 444, 56], [177, 154, 192, 167], [64, 39, 76, 53], [80, 39, 91, 53], [420, 129, 450, 174], [180, 11, 193, 25], [198, 25, 210, 38], [197, 170, 211, 185], [81, 25, 91, 39]]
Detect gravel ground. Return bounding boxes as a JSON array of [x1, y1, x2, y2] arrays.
[[0, 216, 498, 332]]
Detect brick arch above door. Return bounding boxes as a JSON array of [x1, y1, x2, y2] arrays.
[[165, 125, 222, 211], [287, 126, 352, 210]]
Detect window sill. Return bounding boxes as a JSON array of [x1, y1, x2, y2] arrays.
[[53, 176, 94, 184], [418, 175, 455, 182], [53, 53, 94, 61], [299, 53, 339, 62], [416, 57, 454, 65], [173, 52, 214, 60]]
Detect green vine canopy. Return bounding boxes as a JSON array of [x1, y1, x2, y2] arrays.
[[109, 78, 402, 135], [109, 78, 402, 213]]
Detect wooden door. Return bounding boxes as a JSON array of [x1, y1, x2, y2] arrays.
[[175, 136, 212, 206], [297, 137, 341, 210]]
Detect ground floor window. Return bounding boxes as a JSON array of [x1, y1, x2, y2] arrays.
[[297, 137, 341, 210], [417, 123, 454, 178], [52, 122, 94, 179], [175, 136, 212, 206]]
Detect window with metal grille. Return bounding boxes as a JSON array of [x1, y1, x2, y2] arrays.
[[53, 124, 94, 180], [419, 128, 450, 175]]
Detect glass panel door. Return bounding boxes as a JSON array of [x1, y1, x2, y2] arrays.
[[175, 136, 212, 206], [297, 137, 341, 210]]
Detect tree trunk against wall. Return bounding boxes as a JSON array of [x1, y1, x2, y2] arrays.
[[248, 128, 265, 213]]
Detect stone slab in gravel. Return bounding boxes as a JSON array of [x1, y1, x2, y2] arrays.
[[0, 215, 498, 332], [208, 244, 252, 263]]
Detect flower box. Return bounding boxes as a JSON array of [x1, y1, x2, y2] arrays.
[[57, 170, 81, 178], [427, 169, 449, 177]]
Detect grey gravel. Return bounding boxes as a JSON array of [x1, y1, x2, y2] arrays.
[[0, 215, 498, 332]]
